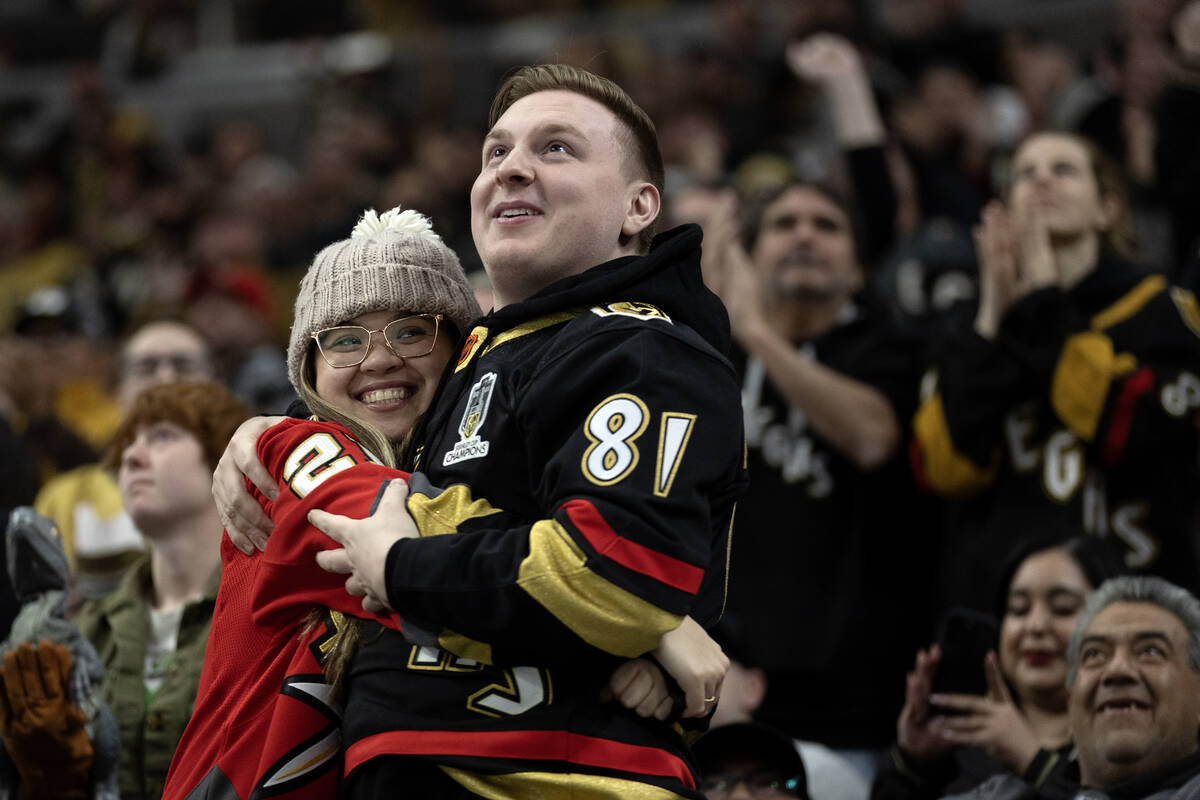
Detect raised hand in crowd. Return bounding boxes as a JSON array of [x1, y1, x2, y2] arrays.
[[699, 190, 770, 346], [896, 644, 955, 764], [787, 32, 887, 147], [972, 200, 1056, 339]]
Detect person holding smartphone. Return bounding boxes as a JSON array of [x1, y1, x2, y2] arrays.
[[872, 537, 1128, 800]]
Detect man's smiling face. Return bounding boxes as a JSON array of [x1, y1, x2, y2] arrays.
[[469, 90, 653, 308], [1069, 601, 1200, 789]]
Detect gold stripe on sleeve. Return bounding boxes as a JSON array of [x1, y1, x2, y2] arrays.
[[517, 519, 680, 658], [436, 629, 494, 666], [1090, 275, 1166, 331], [408, 484, 505, 537], [442, 767, 690, 800], [912, 393, 998, 494], [1171, 287, 1200, 338], [1051, 331, 1138, 442]]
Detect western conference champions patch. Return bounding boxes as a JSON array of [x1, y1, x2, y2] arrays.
[[443, 371, 497, 466]]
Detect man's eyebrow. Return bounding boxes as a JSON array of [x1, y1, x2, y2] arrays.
[[483, 122, 588, 147], [482, 127, 510, 148], [538, 122, 587, 139], [1080, 634, 1111, 648], [1132, 631, 1173, 646]]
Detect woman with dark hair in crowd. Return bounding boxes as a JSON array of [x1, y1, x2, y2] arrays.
[[873, 536, 1128, 800]]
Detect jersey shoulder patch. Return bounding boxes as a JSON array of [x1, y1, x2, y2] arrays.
[[589, 301, 672, 324]]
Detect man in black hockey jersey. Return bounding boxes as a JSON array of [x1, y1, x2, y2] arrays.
[[702, 179, 934, 780], [216, 64, 746, 799]]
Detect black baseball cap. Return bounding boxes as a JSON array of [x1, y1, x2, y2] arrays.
[[693, 722, 809, 798]]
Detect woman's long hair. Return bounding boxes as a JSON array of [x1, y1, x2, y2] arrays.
[[295, 342, 411, 695]]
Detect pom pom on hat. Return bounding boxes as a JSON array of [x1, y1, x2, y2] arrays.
[[351, 207, 436, 239], [286, 206, 480, 394]]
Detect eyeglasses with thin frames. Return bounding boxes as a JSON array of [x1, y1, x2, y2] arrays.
[[701, 772, 806, 799], [312, 313, 443, 368]]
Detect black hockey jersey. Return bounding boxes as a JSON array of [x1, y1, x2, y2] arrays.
[[342, 224, 747, 799], [913, 253, 1200, 607]]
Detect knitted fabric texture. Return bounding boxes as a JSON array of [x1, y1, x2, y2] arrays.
[[286, 212, 480, 393]]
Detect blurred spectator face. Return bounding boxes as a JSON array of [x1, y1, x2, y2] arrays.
[[702, 755, 806, 799], [750, 185, 861, 302], [1068, 601, 1200, 788], [1174, 0, 1200, 62], [118, 419, 211, 533], [664, 184, 725, 229], [1007, 133, 1117, 247], [999, 548, 1092, 701], [659, 109, 727, 185], [190, 214, 266, 270], [212, 119, 264, 179], [118, 321, 213, 409]]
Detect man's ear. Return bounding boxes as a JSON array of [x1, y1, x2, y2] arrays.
[[621, 182, 661, 240]]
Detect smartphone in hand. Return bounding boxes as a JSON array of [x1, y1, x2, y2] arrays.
[[929, 606, 997, 714]]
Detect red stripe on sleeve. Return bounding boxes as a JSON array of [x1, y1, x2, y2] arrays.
[[909, 438, 930, 493], [1102, 366, 1155, 468], [344, 728, 695, 788], [559, 499, 704, 595]]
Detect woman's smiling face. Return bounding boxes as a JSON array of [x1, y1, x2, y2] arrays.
[[313, 308, 455, 444], [999, 547, 1092, 702]]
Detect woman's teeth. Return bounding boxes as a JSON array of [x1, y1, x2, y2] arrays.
[[361, 387, 410, 404]]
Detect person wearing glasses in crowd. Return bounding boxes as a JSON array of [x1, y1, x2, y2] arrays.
[[34, 319, 215, 603], [693, 721, 810, 799]]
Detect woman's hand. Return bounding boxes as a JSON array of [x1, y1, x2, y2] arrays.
[[212, 416, 285, 554], [929, 652, 1041, 776], [897, 644, 955, 762], [600, 658, 675, 721], [651, 616, 728, 718], [972, 202, 1021, 340]]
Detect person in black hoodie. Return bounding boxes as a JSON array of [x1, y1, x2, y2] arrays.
[[215, 64, 747, 800], [911, 130, 1200, 613]]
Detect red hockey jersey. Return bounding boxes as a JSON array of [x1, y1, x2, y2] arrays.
[[161, 418, 408, 800]]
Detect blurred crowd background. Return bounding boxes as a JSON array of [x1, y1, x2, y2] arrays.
[[2, 0, 1194, 478]]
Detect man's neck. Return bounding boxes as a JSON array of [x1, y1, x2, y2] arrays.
[[1082, 745, 1200, 792], [770, 295, 850, 343]]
